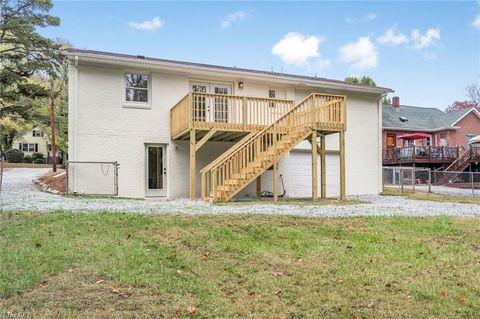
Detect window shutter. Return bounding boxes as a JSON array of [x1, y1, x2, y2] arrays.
[[35, 144, 38, 152], [19, 143, 22, 150]]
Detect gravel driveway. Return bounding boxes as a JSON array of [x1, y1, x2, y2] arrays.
[[1, 168, 479, 217]]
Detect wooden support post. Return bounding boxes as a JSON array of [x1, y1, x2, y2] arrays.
[[273, 123, 278, 202], [339, 130, 346, 200], [190, 129, 196, 199], [195, 129, 217, 152], [320, 135, 326, 199], [311, 130, 318, 201], [256, 175, 261, 199]]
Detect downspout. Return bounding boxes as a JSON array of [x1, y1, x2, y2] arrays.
[[74, 55, 78, 161], [377, 94, 386, 194]]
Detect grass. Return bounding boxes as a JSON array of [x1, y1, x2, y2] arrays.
[[382, 187, 480, 205], [1, 213, 480, 318], [216, 197, 368, 206]]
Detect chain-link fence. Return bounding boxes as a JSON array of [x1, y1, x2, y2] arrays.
[[66, 161, 119, 196], [383, 166, 479, 197]]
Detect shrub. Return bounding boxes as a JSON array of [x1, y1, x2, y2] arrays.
[[31, 152, 44, 161], [33, 158, 45, 164], [6, 149, 24, 163], [23, 155, 33, 163]]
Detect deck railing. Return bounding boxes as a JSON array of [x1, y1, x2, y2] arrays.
[[171, 92, 295, 138], [383, 146, 460, 163], [470, 146, 480, 160], [201, 93, 346, 201]]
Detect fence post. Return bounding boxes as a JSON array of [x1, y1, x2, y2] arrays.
[[472, 172, 475, 197], [400, 168, 404, 192], [412, 168, 415, 193], [65, 161, 69, 194], [428, 170, 432, 193], [115, 161, 119, 196], [0, 155, 4, 196]]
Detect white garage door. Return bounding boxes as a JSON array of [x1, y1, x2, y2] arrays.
[[288, 151, 340, 198]]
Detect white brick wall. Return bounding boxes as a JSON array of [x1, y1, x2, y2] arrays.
[[69, 63, 381, 198]]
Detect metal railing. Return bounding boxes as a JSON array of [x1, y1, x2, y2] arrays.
[[66, 161, 119, 196], [383, 166, 479, 197], [383, 146, 460, 163]]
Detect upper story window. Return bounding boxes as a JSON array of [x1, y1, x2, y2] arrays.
[[125, 73, 149, 103], [269, 90, 276, 99], [32, 130, 44, 137]]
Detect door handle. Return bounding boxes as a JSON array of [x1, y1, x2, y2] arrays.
[[163, 167, 167, 175]]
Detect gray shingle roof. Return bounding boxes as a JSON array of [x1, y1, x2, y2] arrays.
[[382, 104, 472, 130]]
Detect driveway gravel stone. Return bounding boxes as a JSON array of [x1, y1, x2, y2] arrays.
[[1, 168, 479, 217]]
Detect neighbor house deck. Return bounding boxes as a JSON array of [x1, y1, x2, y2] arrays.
[[383, 146, 480, 166]]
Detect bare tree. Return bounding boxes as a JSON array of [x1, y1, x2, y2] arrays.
[[467, 83, 480, 105]]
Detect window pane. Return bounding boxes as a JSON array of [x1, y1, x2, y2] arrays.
[[125, 73, 148, 89], [126, 88, 148, 103]]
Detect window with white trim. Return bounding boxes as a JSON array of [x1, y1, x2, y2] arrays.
[[20, 143, 38, 152], [125, 73, 149, 103], [32, 129, 44, 137]]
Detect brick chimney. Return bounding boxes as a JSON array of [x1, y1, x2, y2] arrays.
[[392, 96, 400, 108]]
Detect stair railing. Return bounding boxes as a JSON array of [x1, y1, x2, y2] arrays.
[[201, 93, 346, 201]]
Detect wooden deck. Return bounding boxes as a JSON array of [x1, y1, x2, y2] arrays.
[[170, 92, 347, 201], [383, 146, 480, 166], [171, 92, 346, 141]]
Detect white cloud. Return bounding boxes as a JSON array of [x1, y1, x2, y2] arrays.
[[410, 28, 441, 50], [221, 11, 250, 29], [339, 36, 378, 70], [472, 15, 480, 28], [345, 13, 377, 24], [377, 28, 409, 46], [272, 32, 323, 66], [128, 17, 164, 31]]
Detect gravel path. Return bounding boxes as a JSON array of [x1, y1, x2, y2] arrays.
[[1, 168, 479, 217]]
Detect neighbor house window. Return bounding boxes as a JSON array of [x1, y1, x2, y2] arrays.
[[20, 143, 38, 152], [125, 73, 149, 103], [32, 130, 44, 137]]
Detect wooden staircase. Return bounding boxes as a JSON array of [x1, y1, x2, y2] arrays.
[[435, 150, 472, 185], [200, 93, 346, 202]]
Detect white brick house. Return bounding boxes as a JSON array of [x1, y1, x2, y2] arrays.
[[65, 49, 392, 200]]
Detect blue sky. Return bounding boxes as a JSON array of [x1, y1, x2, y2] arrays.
[[44, 1, 480, 110]]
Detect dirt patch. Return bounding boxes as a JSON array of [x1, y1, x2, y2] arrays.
[[37, 170, 67, 193], [0, 269, 180, 319]]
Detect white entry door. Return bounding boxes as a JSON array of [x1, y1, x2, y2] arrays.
[[190, 82, 232, 123], [146, 145, 167, 197]]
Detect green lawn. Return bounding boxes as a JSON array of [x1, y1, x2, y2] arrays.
[[1, 212, 480, 318]]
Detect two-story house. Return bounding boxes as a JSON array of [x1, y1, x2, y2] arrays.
[[65, 49, 392, 201], [13, 128, 62, 164]]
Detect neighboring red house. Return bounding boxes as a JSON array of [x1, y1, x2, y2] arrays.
[[383, 97, 480, 149]]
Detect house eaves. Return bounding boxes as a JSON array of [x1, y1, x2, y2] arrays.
[[63, 48, 393, 96], [450, 107, 480, 126], [382, 126, 459, 133]]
